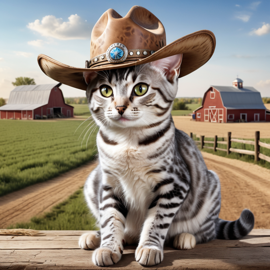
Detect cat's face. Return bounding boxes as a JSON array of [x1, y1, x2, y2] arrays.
[[84, 54, 183, 129]]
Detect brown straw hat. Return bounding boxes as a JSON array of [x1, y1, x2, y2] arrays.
[[38, 6, 216, 91]]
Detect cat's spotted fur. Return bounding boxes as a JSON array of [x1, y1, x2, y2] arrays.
[[79, 54, 254, 267]]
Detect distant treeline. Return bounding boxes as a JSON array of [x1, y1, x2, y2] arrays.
[[64, 97, 202, 107], [65, 97, 87, 104], [262, 97, 270, 104], [64, 96, 270, 107], [173, 98, 202, 110]]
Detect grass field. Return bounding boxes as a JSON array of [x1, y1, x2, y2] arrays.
[[8, 188, 98, 230], [171, 104, 200, 116], [73, 103, 200, 116], [0, 120, 98, 196], [72, 104, 91, 116]]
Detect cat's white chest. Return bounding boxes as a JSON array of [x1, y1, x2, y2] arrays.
[[99, 141, 161, 205]]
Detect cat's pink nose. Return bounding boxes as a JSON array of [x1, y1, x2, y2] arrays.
[[116, 106, 127, 115]]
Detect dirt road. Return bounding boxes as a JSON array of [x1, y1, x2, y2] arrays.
[[0, 161, 98, 228], [1, 153, 270, 229], [202, 152, 270, 228]]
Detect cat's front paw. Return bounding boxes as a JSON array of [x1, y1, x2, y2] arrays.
[[135, 246, 163, 266], [173, 233, 196, 250], [79, 231, 100, 250], [92, 247, 122, 266]]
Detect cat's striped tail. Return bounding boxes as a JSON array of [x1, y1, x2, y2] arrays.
[[216, 209, 254, 240]]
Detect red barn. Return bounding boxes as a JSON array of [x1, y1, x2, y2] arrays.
[[0, 83, 73, 120], [194, 78, 270, 123]]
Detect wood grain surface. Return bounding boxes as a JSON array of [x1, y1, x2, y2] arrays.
[[0, 229, 269, 269]]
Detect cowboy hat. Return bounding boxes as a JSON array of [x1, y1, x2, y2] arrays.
[[37, 6, 216, 91]]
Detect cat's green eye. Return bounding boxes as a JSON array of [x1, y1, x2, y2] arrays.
[[134, 83, 148, 96], [100, 85, 113, 97]]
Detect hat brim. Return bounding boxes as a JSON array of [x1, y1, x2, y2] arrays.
[[38, 30, 216, 91]]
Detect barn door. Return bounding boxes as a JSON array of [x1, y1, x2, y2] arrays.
[[210, 109, 217, 122], [218, 109, 223, 123], [204, 109, 209, 122], [254, 114, 260, 121]]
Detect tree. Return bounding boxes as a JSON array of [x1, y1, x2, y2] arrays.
[[0, 98, 6, 107], [12, 77, 36, 86]]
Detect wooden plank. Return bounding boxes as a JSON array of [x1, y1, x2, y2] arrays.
[[229, 148, 255, 155], [255, 131, 260, 162], [217, 141, 227, 145], [204, 141, 214, 144], [214, 135, 217, 152], [259, 141, 270, 150], [216, 147, 227, 152], [231, 138, 255, 145], [0, 235, 80, 241], [0, 230, 269, 269], [259, 153, 270, 163], [200, 135, 204, 150], [227, 132, 231, 155], [0, 240, 79, 249], [204, 146, 214, 150]]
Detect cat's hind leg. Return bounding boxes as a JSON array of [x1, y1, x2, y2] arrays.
[[79, 231, 100, 250], [173, 233, 196, 250]]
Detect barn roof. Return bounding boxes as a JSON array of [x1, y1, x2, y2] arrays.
[[212, 85, 266, 110], [0, 84, 58, 111]]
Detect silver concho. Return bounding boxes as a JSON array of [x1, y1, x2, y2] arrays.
[[106, 43, 128, 63]]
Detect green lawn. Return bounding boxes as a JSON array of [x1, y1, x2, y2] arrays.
[[73, 104, 91, 116], [8, 188, 98, 230], [0, 120, 98, 196], [171, 104, 200, 116]]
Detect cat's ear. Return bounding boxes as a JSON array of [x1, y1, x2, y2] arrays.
[[150, 54, 183, 82], [83, 71, 97, 85]]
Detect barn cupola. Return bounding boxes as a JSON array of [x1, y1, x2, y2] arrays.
[[233, 78, 243, 89]]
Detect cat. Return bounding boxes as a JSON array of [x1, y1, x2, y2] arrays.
[[78, 54, 254, 267]]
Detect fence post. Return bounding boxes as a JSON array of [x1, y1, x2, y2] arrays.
[[200, 135, 204, 150], [255, 131, 260, 162], [227, 132, 231, 155], [214, 135, 217, 152], [190, 132, 193, 139]]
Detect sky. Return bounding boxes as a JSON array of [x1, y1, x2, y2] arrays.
[[0, 0, 270, 99]]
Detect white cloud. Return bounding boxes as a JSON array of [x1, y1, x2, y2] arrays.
[[235, 4, 240, 7], [249, 1, 261, 10], [235, 12, 251, 22], [14, 51, 32, 58], [27, 14, 92, 40], [28, 39, 45, 47], [257, 80, 270, 88], [0, 57, 3, 61], [250, 23, 270, 36]]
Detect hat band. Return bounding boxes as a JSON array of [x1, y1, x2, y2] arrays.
[[86, 48, 155, 68]]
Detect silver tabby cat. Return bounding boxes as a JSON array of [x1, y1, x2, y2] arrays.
[[78, 54, 254, 267]]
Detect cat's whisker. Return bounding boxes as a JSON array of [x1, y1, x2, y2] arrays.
[[74, 115, 93, 134], [86, 124, 98, 149], [78, 120, 94, 141], [81, 121, 97, 145]]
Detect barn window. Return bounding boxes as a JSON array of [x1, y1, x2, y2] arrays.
[[197, 113, 201, 118], [228, 114, 234, 120], [210, 91, 215, 99]]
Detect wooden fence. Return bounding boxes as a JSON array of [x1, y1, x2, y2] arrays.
[[190, 131, 270, 163]]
